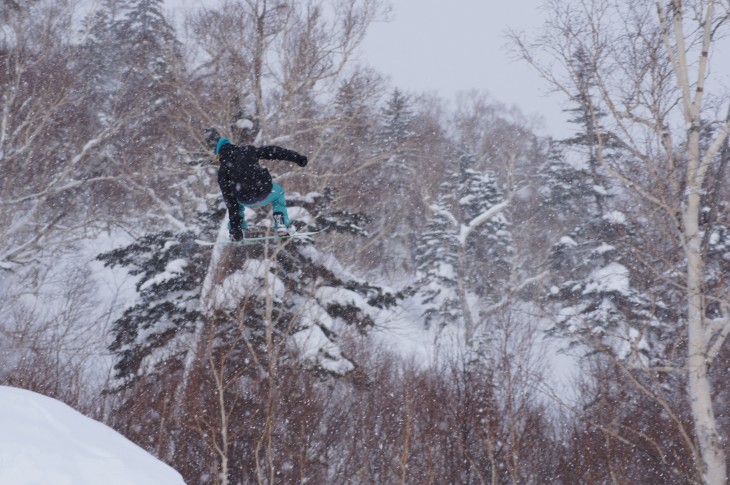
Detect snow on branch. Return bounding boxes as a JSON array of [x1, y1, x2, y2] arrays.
[[429, 203, 458, 227], [458, 198, 511, 247], [706, 302, 730, 363]]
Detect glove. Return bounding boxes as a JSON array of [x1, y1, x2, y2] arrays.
[[296, 155, 308, 167], [229, 225, 243, 241]]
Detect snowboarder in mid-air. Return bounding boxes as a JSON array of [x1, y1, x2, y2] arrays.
[[205, 129, 308, 241]]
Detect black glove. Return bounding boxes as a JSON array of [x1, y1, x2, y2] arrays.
[[296, 155, 308, 167], [229, 225, 243, 241]]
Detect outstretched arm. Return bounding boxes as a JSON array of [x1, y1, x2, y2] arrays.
[[257, 145, 308, 167]]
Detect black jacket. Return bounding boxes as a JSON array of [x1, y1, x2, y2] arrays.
[[217, 143, 307, 229]]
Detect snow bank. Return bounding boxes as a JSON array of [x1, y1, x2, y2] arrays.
[[0, 386, 185, 485]]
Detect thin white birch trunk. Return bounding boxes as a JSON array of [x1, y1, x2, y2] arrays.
[[684, 188, 727, 485], [663, 1, 728, 481]]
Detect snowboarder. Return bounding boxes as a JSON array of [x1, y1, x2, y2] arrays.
[[205, 129, 308, 241]]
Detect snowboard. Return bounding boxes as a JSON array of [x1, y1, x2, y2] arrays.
[[195, 227, 328, 246]]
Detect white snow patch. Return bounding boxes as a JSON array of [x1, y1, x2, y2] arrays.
[[235, 118, 254, 129], [211, 260, 285, 309], [315, 287, 373, 318], [593, 243, 615, 255], [297, 301, 336, 332], [298, 245, 365, 284], [290, 326, 354, 375], [563, 146, 591, 169], [584, 263, 630, 295], [603, 210, 627, 225], [139, 259, 188, 291], [0, 386, 184, 485], [162, 240, 179, 251], [559, 236, 578, 247], [286, 206, 313, 225], [592, 184, 608, 195]]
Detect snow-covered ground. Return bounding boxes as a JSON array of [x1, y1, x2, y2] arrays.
[[0, 386, 184, 485]]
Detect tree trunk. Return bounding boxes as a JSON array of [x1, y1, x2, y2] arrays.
[[678, 1, 727, 478], [684, 186, 727, 485]]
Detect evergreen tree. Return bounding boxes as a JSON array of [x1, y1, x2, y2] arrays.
[[321, 70, 384, 227], [561, 46, 611, 213], [530, 47, 613, 245], [538, 48, 675, 365], [414, 152, 513, 340], [456, 153, 512, 305], [380, 88, 413, 147], [546, 210, 673, 367], [331, 70, 379, 161], [116, 0, 183, 148], [98, 191, 399, 387], [376, 88, 418, 206], [76, 0, 127, 109], [536, 141, 601, 223], [415, 174, 461, 330], [99, 229, 208, 383], [365, 89, 423, 274]]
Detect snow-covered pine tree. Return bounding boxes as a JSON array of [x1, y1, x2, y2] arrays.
[[330, 70, 380, 164], [546, 211, 672, 367], [380, 89, 412, 148], [115, 0, 183, 158], [118, 0, 179, 91], [415, 173, 461, 330], [455, 153, 512, 307], [414, 152, 513, 344], [538, 47, 611, 220], [538, 46, 675, 366], [98, 191, 400, 388], [320, 70, 383, 229], [365, 89, 423, 274], [76, 2, 118, 109], [541, 147, 670, 366], [536, 141, 600, 225], [99, 230, 207, 384]]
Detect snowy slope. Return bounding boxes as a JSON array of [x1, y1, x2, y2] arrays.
[[0, 386, 184, 485]]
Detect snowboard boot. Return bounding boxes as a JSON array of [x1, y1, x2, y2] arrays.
[[273, 212, 296, 237]]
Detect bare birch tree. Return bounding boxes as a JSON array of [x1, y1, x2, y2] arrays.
[[188, 0, 389, 143], [0, 0, 193, 266], [512, 1, 730, 482]]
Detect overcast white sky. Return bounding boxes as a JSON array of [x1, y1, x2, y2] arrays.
[[165, 0, 572, 138], [358, 0, 573, 138]]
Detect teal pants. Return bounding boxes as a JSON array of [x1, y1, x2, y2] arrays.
[[237, 183, 291, 229]]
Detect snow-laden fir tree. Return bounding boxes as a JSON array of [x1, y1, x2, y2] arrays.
[[540, 52, 674, 367], [415, 151, 513, 345], [414, 177, 460, 331], [546, 210, 673, 367], [330, 70, 380, 163], [536, 141, 601, 226], [115, 0, 183, 154], [76, 0, 124, 117], [98, 191, 400, 388], [456, 153, 512, 306], [364, 89, 423, 274]]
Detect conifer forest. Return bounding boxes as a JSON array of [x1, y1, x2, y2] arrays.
[[1, 0, 729, 483]]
